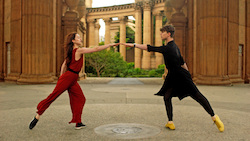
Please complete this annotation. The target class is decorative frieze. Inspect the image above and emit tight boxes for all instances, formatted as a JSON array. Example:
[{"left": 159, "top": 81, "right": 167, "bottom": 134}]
[{"left": 87, "top": 3, "right": 135, "bottom": 13}]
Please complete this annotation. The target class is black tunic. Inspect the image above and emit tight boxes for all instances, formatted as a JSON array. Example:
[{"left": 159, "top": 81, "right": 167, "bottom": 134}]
[{"left": 147, "top": 40, "right": 199, "bottom": 100}]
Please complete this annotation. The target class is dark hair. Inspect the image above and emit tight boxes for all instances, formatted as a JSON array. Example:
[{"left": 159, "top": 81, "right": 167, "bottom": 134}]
[
  {"left": 64, "top": 32, "right": 77, "bottom": 69},
  {"left": 160, "top": 25, "right": 175, "bottom": 37}
]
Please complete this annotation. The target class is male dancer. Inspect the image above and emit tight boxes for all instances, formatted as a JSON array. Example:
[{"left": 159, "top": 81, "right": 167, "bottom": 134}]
[{"left": 121, "top": 25, "right": 224, "bottom": 132}]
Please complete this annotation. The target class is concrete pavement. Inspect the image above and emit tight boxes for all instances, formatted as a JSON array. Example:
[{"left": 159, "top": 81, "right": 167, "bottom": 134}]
[{"left": 0, "top": 78, "right": 250, "bottom": 141}]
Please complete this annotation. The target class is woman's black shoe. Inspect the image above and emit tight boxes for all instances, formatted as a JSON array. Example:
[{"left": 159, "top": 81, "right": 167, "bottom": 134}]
[
  {"left": 75, "top": 122, "right": 86, "bottom": 130},
  {"left": 29, "top": 117, "right": 38, "bottom": 130}
]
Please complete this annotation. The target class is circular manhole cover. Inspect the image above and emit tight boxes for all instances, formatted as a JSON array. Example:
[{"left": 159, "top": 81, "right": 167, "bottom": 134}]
[{"left": 94, "top": 123, "right": 161, "bottom": 139}]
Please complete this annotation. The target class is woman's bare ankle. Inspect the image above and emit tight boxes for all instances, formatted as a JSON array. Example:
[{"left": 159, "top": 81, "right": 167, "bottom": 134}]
[{"left": 35, "top": 114, "right": 40, "bottom": 120}]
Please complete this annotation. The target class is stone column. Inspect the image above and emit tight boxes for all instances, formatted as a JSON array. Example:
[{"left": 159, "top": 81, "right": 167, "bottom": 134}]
[
  {"left": 0, "top": 0, "right": 3, "bottom": 80},
  {"left": 169, "top": 0, "right": 187, "bottom": 61},
  {"left": 4, "top": 0, "right": 22, "bottom": 82},
  {"left": 246, "top": 0, "right": 250, "bottom": 83},
  {"left": 134, "top": 2, "right": 142, "bottom": 68},
  {"left": 94, "top": 20, "right": 100, "bottom": 46},
  {"left": 87, "top": 19, "right": 96, "bottom": 47},
  {"left": 195, "top": 0, "right": 231, "bottom": 85},
  {"left": 18, "top": 0, "right": 55, "bottom": 84},
  {"left": 155, "top": 12, "right": 163, "bottom": 68},
  {"left": 142, "top": 1, "right": 152, "bottom": 69},
  {"left": 62, "top": 0, "right": 80, "bottom": 58},
  {"left": 119, "top": 16, "right": 127, "bottom": 60},
  {"left": 104, "top": 18, "right": 111, "bottom": 45}
]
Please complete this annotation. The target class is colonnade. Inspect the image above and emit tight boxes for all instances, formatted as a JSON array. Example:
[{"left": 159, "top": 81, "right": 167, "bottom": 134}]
[{"left": 86, "top": 2, "right": 164, "bottom": 69}]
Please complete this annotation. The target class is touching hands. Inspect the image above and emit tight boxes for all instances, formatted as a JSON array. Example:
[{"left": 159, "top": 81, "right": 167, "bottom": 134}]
[
  {"left": 108, "top": 43, "right": 120, "bottom": 47},
  {"left": 120, "top": 43, "right": 134, "bottom": 47}
]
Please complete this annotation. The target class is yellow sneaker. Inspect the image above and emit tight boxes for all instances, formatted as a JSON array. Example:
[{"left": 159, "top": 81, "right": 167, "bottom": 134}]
[
  {"left": 165, "top": 122, "right": 175, "bottom": 130},
  {"left": 213, "top": 115, "right": 224, "bottom": 132}
]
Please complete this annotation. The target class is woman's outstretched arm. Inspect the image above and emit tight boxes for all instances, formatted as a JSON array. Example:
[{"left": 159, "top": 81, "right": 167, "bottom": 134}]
[{"left": 77, "top": 43, "right": 120, "bottom": 54}]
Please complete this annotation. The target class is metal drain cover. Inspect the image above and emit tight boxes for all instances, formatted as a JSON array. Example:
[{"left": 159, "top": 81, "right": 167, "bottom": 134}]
[{"left": 94, "top": 123, "right": 161, "bottom": 139}]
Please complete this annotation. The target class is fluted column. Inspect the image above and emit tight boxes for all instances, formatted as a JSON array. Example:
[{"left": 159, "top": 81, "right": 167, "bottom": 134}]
[
  {"left": 87, "top": 19, "right": 96, "bottom": 47},
  {"left": 18, "top": 0, "right": 55, "bottom": 83},
  {"left": 142, "top": 1, "right": 152, "bottom": 69},
  {"left": 119, "top": 16, "right": 127, "bottom": 60},
  {"left": 0, "top": 0, "right": 3, "bottom": 80},
  {"left": 134, "top": 2, "right": 142, "bottom": 68},
  {"left": 104, "top": 18, "right": 111, "bottom": 45},
  {"left": 155, "top": 12, "right": 163, "bottom": 68},
  {"left": 246, "top": 0, "right": 250, "bottom": 83},
  {"left": 195, "top": 0, "right": 231, "bottom": 85},
  {"left": 94, "top": 21, "right": 100, "bottom": 46}
]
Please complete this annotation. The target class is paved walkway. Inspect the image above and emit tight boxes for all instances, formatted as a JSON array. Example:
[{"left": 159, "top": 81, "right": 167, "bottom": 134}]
[{"left": 0, "top": 78, "right": 250, "bottom": 141}]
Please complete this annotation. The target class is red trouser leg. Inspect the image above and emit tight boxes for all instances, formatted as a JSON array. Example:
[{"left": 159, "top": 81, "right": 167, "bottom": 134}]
[
  {"left": 68, "top": 82, "right": 86, "bottom": 124},
  {"left": 36, "top": 72, "right": 77, "bottom": 115}
]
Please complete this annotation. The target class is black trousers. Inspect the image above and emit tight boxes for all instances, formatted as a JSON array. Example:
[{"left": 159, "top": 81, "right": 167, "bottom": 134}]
[{"left": 163, "top": 89, "right": 215, "bottom": 121}]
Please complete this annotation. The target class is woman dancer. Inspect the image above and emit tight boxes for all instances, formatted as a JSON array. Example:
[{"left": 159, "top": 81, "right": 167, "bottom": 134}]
[
  {"left": 29, "top": 32, "right": 119, "bottom": 130},
  {"left": 121, "top": 25, "right": 224, "bottom": 132}
]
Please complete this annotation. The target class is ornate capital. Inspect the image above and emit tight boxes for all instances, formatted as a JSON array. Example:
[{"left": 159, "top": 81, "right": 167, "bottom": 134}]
[
  {"left": 143, "top": 1, "right": 154, "bottom": 11},
  {"left": 87, "top": 19, "right": 96, "bottom": 24},
  {"left": 94, "top": 22, "right": 100, "bottom": 29},
  {"left": 118, "top": 16, "right": 128, "bottom": 23},
  {"left": 103, "top": 18, "right": 112, "bottom": 24},
  {"left": 155, "top": 12, "right": 163, "bottom": 20},
  {"left": 134, "top": 2, "right": 142, "bottom": 11}
]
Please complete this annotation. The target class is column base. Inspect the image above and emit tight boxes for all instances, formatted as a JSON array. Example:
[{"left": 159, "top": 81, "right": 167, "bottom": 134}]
[
  {"left": 229, "top": 75, "right": 245, "bottom": 84},
  {"left": 194, "top": 75, "right": 232, "bottom": 85},
  {"left": 0, "top": 73, "right": 4, "bottom": 81},
  {"left": 17, "top": 74, "right": 54, "bottom": 84},
  {"left": 4, "top": 73, "right": 20, "bottom": 82}
]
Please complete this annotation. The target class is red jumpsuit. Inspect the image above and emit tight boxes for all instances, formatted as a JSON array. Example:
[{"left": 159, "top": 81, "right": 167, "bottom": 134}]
[{"left": 36, "top": 48, "right": 86, "bottom": 124}]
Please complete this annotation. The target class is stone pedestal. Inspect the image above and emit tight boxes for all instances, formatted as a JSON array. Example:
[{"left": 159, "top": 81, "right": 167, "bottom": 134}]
[{"left": 134, "top": 3, "right": 142, "bottom": 68}]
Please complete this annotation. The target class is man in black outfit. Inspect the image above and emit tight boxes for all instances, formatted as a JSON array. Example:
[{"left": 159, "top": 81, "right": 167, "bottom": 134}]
[{"left": 121, "top": 25, "right": 224, "bottom": 132}]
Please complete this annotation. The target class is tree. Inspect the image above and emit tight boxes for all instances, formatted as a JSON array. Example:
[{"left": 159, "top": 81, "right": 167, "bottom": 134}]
[{"left": 85, "top": 49, "right": 127, "bottom": 77}]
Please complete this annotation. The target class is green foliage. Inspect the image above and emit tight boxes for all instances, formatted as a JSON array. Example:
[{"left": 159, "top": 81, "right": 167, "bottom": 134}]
[
  {"left": 85, "top": 50, "right": 165, "bottom": 77},
  {"left": 85, "top": 49, "right": 127, "bottom": 77},
  {"left": 99, "top": 41, "right": 104, "bottom": 45}
]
